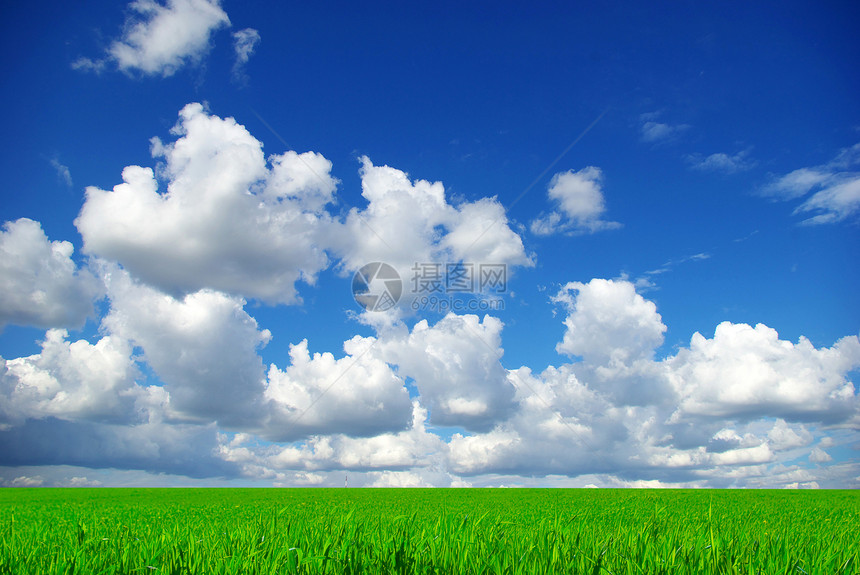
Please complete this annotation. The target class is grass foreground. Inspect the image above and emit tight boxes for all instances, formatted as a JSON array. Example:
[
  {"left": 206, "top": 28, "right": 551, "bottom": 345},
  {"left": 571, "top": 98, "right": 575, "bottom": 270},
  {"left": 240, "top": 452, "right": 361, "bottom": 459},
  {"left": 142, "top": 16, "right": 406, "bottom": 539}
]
[{"left": 1, "top": 488, "right": 857, "bottom": 574}]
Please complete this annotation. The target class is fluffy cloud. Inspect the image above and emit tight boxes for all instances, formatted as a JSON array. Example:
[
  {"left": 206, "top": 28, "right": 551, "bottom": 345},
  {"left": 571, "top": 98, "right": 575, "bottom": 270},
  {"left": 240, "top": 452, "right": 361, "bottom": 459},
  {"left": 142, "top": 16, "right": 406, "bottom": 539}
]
[
  {"left": 220, "top": 401, "right": 445, "bottom": 476},
  {"left": 5, "top": 96, "right": 859, "bottom": 487},
  {"left": 553, "top": 279, "right": 666, "bottom": 366},
  {"left": 448, "top": 363, "right": 626, "bottom": 477},
  {"left": 766, "top": 419, "right": 813, "bottom": 451},
  {"left": 530, "top": 168, "right": 621, "bottom": 235},
  {"left": 102, "top": 268, "right": 271, "bottom": 428},
  {"left": 808, "top": 447, "right": 832, "bottom": 463},
  {"left": 0, "top": 219, "right": 102, "bottom": 330},
  {"left": 0, "top": 329, "right": 140, "bottom": 427},
  {"left": 443, "top": 280, "right": 859, "bottom": 484},
  {"left": 665, "top": 322, "right": 860, "bottom": 423},
  {"left": 76, "top": 103, "right": 337, "bottom": 304},
  {"left": 377, "top": 314, "right": 516, "bottom": 431},
  {"left": 4, "top": 242, "right": 856, "bottom": 488},
  {"left": 762, "top": 143, "right": 860, "bottom": 224},
  {"left": 75, "top": 0, "right": 231, "bottom": 76},
  {"left": 263, "top": 336, "right": 412, "bottom": 441},
  {"left": 331, "top": 157, "right": 530, "bottom": 281},
  {"left": 76, "top": 105, "right": 531, "bottom": 312}
]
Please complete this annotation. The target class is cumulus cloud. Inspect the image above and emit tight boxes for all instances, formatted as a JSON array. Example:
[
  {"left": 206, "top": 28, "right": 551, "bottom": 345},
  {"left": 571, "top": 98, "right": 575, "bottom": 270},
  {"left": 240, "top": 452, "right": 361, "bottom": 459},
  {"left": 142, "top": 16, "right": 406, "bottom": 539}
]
[
  {"left": 665, "top": 322, "right": 860, "bottom": 423},
  {"left": 77, "top": 103, "right": 337, "bottom": 304},
  {"left": 761, "top": 143, "right": 860, "bottom": 224},
  {"left": 808, "top": 447, "right": 832, "bottom": 463},
  {"left": 102, "top": 267, "right": 271, "bottom": 428},
  {"left": 75, "top": 0, "right": 231, "bottom": 77},
  {"left": 0, "top": 329, "right": 141, "bottom": 428},
  {"left": 553, "top": 279, "right": 666, "bottom": 366},
  {"left": 0, "top": 219, "right": 102, "bottom": 330},
  {"left": 766, "top": 419, "right": 813, "bottom": 451},
  {"left": 331, "top": 157, "right": 531, "bottom": 281},
  {"left": 76, "top": 104, "right": 531, "bottom": 312},
  {"left": 193, "top": 278, "right": 859, "bottom": 486},
  {"left": 530, "top": 167, "right": 621, "bottom": 236},
  {"left": 9, "top": 475, "right": 44, "bottom": 487},
  {"left": 5, "top": 97, "right": 859, "bottom": 487},
  {"left": 377, "top": 314, "right": 516, "bottom": 431},
  {"left": 68, "top": 476, "right": 104, "bottom": 487},
  {"left": 3, "top": 272, "right": 857, "bottom": 487},
  {"left": 439, "top": 279, "right": 859, "bottom": 484},
  {"left": 263, "top": 336, "right": 412, "bottom": 441},
  {"left": 219, "top": 401, "right": 446, "bottom": 477}
]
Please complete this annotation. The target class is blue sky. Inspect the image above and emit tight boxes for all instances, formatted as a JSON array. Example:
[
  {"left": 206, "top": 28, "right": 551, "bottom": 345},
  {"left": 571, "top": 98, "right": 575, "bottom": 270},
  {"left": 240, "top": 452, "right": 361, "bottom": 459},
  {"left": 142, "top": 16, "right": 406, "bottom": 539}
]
[{"left": 0, "top": 0, "right": 858, "bottom": 488}]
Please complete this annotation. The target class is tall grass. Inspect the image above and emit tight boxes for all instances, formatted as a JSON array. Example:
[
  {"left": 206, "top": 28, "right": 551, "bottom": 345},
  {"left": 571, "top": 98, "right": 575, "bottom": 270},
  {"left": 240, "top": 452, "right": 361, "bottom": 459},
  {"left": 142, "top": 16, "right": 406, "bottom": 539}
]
[{"left": 1, "top": 488, "right": 857, "bottom": 574}]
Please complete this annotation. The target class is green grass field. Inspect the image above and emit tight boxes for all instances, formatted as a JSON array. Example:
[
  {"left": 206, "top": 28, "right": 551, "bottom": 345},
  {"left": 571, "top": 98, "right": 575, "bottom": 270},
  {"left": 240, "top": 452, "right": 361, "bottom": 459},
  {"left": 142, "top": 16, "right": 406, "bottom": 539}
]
[{"left": 1, "top": 488, "right": 857, "bottom": 574}]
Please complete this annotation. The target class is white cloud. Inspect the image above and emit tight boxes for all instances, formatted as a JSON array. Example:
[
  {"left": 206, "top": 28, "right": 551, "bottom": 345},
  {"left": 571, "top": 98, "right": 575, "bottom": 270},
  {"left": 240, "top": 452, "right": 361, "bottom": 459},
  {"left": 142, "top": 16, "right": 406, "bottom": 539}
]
[
  {"left": 639, "top": 119, "right": 690, "bottom": 143},
  {"left": 783, "top": 481, "right": 820, "bottom": 489},
  {"left": 762, "top": 143, "right": 860, "bottom": 224},
  {"left": 766, "top": 419, "right": 813, "bottom": 451},
  {"left": 76, "top": 103, "right": 337, "bottom": 305},
  {"left": 221, "top": 401, "right": 446, "bottom": 474},
  {"left": 0, "top": 219, "right": 102, "bottom": 330},
  {"left": 442, "top": 280, "right": 859, "bottom": 483},
  {"left": 76, "top": 105, "right": 530, "bottom": 312},
  {"left": 553, "top": 279, "right": 666, "bottom": 366},
  {"left": 687, "top": 150, "right": 755, "bottom": 173},
  {"left": 2, "top": 245, "right": 854, "bottom": 488},
  {"left": 263, "top": 336, "right": 412, "bottom": 440},
  {"left": 0, "top": 329, "right": 141, "bottom": 427},
  {"left": 761, "top": 168, "right": 830, "bottom": 200},
  {"left": 106, "top": 0, "right": 230, "bottom": 76},
  {"left": 666, "top": 322, "right": 860, "bottom": 423},
  {"left": 232, "top": 28, "right": 260, "bottom": 80},
  {"left": 530, "top": 167, "right": 621, "bottom": 235},
  {"left": 9, "top": 475, "right": 43, "bottom": 487},
  {"left": 368, "top": 470, "right": 430, "bottom": 487},
  {"left": 331, "top": 157, "right": 531, "bottom": 281},
  {"left": 794, "top": 175, "right": 860, "bottom": 225},
  {"left": 377, "top": 314, "right": 516, "bottom": 431},
  {"left": 102, "top": 268, "right": 271, "bottom": 428},
  {"left": 68, "top": 476, "right": 103, "bottom": 487},
  {"left": 50, "top": 159, "right": 73, "bottom": 187},
  {"left": 809, "top": 447, "right": 832, "bottom": 463}
]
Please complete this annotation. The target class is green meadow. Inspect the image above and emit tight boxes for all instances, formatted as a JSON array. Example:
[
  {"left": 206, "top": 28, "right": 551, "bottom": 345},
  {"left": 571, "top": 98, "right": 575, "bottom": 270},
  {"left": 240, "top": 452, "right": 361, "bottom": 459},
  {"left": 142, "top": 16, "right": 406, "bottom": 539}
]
[{"left": 1, "top": 488, "right": 857, "bottom": 574}]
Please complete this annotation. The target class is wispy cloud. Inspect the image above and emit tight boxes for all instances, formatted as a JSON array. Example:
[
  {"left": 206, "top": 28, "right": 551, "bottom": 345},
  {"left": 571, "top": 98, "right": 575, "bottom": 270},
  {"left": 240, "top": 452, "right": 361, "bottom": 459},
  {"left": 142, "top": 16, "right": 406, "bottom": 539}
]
[
  {"left": 761, "top": 143, "right": 860, "bottom": 225},
  {"left": 687, "top": 149, "right": 756, "bottom": 174},
  {"left": 626, "top": 252, "right": 711, "bottom": 292},
  {"left": 49, "top": 158, "right": 73, "bottom": 187},
  {"left": 639, "top": 112, "right": 690, "bottom": 143},
  {"left": 232, "top": 28, "right": 260, "bottom": 83}
]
